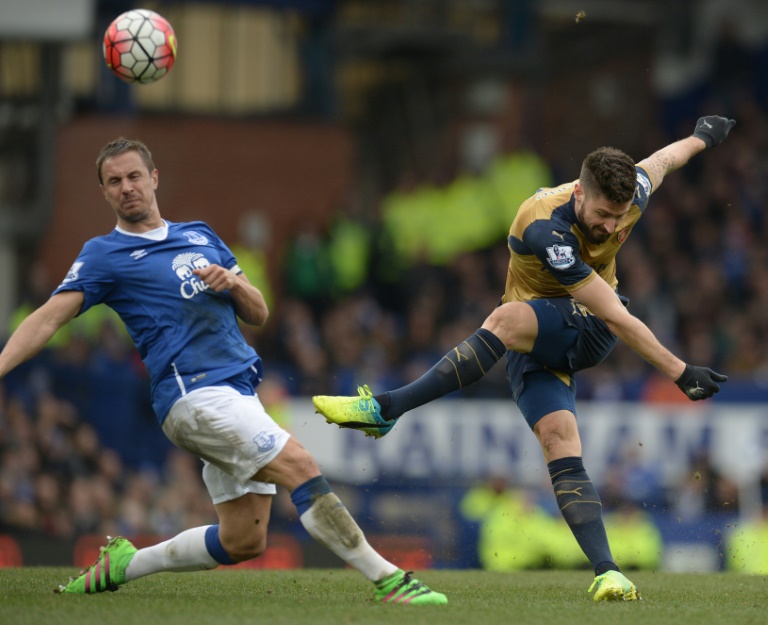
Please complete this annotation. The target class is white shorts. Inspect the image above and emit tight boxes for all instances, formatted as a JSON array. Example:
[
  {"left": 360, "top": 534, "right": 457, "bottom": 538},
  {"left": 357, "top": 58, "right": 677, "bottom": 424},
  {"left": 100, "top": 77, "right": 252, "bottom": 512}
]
[{"left": 162, "top": 385, "right": 290, "bottom": 504}]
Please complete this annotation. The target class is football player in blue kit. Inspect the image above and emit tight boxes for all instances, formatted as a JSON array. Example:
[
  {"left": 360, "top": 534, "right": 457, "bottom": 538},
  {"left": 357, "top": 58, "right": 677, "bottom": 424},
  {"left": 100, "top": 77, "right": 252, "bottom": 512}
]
[
  {"left": 0, "top": 138, "right": 446, "bottom": 605},
  {"left": 314, "top": 116, "right": 736, "bottom": 601}
]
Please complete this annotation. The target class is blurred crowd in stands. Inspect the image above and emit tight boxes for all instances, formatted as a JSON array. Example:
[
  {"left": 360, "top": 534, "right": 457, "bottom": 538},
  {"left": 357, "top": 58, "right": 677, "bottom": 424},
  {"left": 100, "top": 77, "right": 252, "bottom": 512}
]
[{"left": 3, "top": 37, "right": 768, "bottom": 571}]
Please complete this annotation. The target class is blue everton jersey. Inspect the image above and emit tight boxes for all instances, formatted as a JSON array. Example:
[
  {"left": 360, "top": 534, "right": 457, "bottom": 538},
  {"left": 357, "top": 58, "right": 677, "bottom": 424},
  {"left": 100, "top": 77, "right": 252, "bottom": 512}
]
[{"left": 53, "top": 220, "right": 261, "bottom": 423}]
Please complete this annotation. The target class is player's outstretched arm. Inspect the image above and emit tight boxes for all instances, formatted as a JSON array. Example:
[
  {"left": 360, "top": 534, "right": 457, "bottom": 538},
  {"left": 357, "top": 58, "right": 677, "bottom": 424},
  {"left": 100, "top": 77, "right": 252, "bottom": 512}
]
[
  {"left": 572, "top": 275, "right": 726, "bottom": 401},
  {"left": 636, "top": 115, "right": 736, "bottom": 191},
  {"left": 0, "top": 290, "right": 84, "bottom": 378}
]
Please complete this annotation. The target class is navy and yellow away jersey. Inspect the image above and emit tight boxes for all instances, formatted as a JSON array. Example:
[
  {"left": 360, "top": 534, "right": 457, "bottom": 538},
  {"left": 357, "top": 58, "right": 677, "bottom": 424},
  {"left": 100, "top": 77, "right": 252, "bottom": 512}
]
[{"left": 503, "top": 166, "right": 656, "bottom": 304}]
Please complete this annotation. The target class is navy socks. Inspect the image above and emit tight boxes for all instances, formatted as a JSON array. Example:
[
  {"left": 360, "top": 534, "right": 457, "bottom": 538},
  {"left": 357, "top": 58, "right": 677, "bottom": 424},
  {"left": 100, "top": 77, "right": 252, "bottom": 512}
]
[
  {"left": 377, "top": 328, "right": 506, "bottom": 419},
  {"left": 548, "top": 456, "right": 618, "bottom": 575}
]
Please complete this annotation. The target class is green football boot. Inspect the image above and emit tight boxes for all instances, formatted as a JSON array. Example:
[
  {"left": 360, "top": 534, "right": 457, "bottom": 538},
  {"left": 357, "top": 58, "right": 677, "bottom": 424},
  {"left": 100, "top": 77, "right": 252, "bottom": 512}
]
[
  {"left": 374, "top": 569, "right": 447, "bottom": 605},
  {"left": 588, "top": 570, "right": 640, "bottom": 602},
  {"left": 56, "top": 536, "right": 137, "bottom": 594},
  {"left": 313, "top": 384, "right": 395, "bottom": 438}
]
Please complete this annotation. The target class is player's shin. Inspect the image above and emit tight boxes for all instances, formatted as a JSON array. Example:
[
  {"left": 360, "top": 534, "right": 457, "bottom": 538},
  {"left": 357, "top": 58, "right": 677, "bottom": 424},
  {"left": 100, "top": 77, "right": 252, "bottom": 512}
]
[
  {"left": 291, "top": 476, "right": 397, "bottom": 581},
  {"left": 548, "top": 456, "right": 618, "bottom": 575}
]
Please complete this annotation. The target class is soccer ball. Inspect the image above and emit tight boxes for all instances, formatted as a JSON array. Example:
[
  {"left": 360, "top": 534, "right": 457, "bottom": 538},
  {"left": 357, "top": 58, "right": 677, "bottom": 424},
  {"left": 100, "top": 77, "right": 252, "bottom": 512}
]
[{"left": 103, "top": 9, "right": 177, "bottom": 84}]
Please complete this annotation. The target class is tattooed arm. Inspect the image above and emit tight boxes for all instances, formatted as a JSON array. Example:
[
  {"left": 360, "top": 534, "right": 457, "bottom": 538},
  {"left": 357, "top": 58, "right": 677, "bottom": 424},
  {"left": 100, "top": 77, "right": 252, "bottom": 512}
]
[
  {"left": 635, "top": 136, "right": 707, "bottom": 191},
  {"left": 636, "top": 115, "right": 735, "bottom": 191}
]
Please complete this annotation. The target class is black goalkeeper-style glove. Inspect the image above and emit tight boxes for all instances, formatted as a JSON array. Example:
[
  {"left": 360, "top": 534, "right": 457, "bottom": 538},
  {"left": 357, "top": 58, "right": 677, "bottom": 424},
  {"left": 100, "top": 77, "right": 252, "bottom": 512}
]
[
  {"left": 693, "top": 115, "right": 736, "bottom": 148},
  {"left": 675, "top": 364, "right": 728, "bottom": 401}
]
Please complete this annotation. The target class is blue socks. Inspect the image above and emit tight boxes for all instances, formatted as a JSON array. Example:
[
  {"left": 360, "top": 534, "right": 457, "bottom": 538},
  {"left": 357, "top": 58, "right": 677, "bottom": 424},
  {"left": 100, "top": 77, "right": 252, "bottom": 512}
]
[
  {"left": 203, "top": 478, "right": 334, "bottom": 567},
  {"left": 291, "top": 475, "right": 332, "bottom": 516},
  {"left": 548, "top": 456, "right": 618, "bottom": 575},
  {"left": 204, "top": 525, "right": 235, "bottom": 565},
  {"left": 378, "top": 328, "right": 506, "bottom": 419}
]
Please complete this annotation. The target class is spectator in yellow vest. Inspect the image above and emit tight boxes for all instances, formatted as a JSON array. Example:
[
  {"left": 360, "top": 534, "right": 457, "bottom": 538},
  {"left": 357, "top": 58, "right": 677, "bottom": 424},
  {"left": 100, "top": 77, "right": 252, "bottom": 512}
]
[{"left": 460, "top": 476, "right": 555, "bottom": 571}]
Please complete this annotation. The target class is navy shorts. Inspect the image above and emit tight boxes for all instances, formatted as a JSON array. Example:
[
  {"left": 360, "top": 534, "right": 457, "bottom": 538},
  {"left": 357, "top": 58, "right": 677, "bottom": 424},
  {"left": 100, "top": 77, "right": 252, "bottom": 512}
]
[{"left": 506, "top": 298, "right": 618, "bottom": 429}]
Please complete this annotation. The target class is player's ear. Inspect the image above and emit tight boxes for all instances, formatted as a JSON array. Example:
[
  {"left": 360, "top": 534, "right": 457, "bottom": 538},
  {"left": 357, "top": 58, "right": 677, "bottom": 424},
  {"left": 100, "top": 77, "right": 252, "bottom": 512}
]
[
  {"left": 573, "top": 181, "right": 584, "bottom": 202},
  {"left": 151, "top": 168, "right": 159, "bottom": 189}
]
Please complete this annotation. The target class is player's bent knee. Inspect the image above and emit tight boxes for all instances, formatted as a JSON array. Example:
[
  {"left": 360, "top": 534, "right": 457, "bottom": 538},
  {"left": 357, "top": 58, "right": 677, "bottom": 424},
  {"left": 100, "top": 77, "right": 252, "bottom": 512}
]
[
  {"left": 292, "top": 451, "right": 320, "bottom": 483},
  {"left": 221, "top": 531, "right": 269, "bottom": 562},
  {"left": 483, "top": 303, "right": 536, "bottom": 350},
  {"left": 255, "top": 437, "right": 321, "bottom": 490},
  {"left": 538, "top": 432, "right": 569, "bottom": 459},
  {"left": 534, "top": 414, "right": 581, "bottom": 460}
]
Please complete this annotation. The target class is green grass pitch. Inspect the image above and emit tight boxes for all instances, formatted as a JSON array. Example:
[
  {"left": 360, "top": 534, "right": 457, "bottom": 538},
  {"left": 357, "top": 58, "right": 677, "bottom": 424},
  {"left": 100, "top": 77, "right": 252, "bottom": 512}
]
[{"left": 1, "top": 568, "right": 766, "bottom": 625}]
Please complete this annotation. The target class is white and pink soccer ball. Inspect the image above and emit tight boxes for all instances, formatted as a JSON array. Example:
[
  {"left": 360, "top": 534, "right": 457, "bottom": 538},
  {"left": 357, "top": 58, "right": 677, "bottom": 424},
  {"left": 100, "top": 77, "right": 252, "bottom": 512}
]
[{"left": 103, "top": 9, "right": 177, "bottom": 84}]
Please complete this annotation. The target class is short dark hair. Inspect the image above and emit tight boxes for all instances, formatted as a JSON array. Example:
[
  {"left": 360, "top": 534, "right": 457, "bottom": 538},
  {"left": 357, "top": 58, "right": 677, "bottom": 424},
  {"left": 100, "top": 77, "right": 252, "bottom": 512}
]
[
  {"left": 579, "top": 147, "right": 636, "bottom": 204},
  {"left": 96, "top": 137, "right": 155, "bottom": 185}
]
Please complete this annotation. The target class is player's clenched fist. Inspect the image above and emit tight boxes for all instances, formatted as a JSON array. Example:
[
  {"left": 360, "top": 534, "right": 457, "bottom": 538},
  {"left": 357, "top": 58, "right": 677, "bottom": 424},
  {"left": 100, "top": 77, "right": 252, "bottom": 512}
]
[
  {"left": 675, "top": 364, "right": 728, "bottom": 400},
  {"left": 693, "top": 116, "right": 736, "bottom": 148},
  {"left": 193, "top": 264, "right": 238, "bottom": 292}
]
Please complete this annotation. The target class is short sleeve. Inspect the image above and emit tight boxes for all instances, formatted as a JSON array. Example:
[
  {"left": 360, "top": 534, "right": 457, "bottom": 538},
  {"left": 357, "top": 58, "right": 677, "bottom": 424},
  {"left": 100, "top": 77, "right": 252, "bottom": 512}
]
[
  {"left": 522, "top": 220, "right": 594, "bottom": 287},
  {"left": 52, "top": 240, "right": 115, "bottom": 316},
  {"left": 198, "top": 222, "right": 238, "bottom": 270},
  {"left": 634, "top": 166, "right": 654, "bottom": 212}
]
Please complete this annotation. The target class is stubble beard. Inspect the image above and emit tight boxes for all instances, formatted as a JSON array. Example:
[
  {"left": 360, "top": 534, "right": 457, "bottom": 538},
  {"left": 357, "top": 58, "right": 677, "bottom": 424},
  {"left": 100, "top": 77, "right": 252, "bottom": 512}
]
[
  {"left": 116, "top": 200, "right": 152, "bottom": 224},
  {"left": 582, "top": 226, "right": 610, "bottom": 245},
  {"left": 576, "top": 205, "right": 610, "bottom": 245},
  {"left": 120, "top": 210, "right": 149, "bottom": 223}
]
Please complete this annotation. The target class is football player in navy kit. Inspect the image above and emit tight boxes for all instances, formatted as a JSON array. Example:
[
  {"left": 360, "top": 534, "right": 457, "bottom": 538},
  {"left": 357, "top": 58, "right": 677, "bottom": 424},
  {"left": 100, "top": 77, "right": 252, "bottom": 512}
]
[
  {"left": 0, "top": 138, "right": 446, "bottom": 605},
  {"left": 313, "top": 116, "right": 736, "bottom": 601}
]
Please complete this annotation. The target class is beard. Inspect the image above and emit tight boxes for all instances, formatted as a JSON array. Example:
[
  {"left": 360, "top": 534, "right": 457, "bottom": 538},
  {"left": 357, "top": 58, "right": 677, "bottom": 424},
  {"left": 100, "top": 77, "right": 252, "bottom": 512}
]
[
  {"left": 119, "top": 209, "right": 150, "bottom": 223},
  {"left": 116, "top": 199, "right": 152, "bottom": 223},
  {"left": 580, "top": 224, "right": 611, "bottom": 244},
  {"left": 575, "top": 204, "right": 611, "bottom": 244}
]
